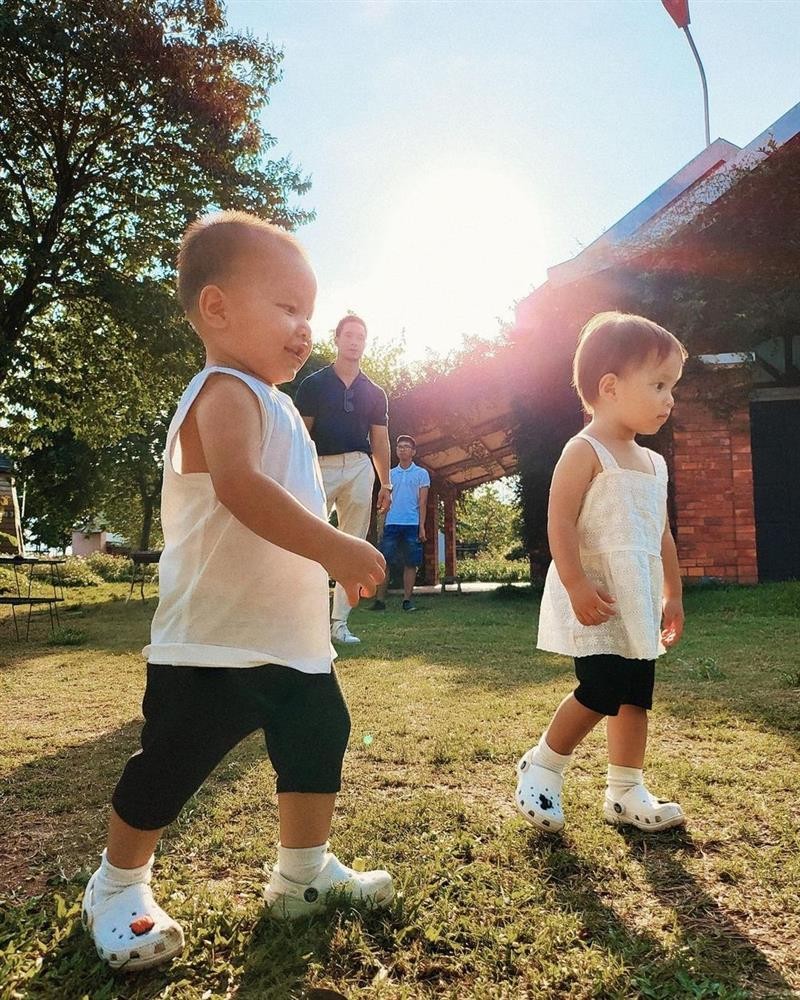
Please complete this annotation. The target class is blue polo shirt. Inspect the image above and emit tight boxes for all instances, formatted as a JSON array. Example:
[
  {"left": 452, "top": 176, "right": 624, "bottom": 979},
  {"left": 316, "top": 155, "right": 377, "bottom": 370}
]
[
  {"left": 385, "top": 462, "right": 430, "bottom": 526},
  {"left": 295, "top": 365, "right": 388, "bottom": 456}
]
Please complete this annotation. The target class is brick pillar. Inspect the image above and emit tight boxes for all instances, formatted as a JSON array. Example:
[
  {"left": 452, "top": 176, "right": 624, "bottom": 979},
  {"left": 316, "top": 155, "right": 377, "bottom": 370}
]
[
  {"left": 443, "top": 492, "right": 457, "bottom": 577},
  {"left": 671, "top": 378, "right": 758, "bottom": 584},
  {"left": 423, "top": 485, "right": 440, "bottom": 586}
]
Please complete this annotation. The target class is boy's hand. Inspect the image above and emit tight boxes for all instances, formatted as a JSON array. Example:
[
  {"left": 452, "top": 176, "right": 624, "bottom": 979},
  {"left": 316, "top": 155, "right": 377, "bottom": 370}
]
[
  {"left": 324, "top": 534, "right": 386, "bottom": 607},
  {"left": 418, "top": 525, "right": 427, "bottom": 543},
  {"left": 661, "top": 597, "right": 684, "bottom": 647},
  {"left": 566, "top": 576, "right": 616, "bottom": 626}
]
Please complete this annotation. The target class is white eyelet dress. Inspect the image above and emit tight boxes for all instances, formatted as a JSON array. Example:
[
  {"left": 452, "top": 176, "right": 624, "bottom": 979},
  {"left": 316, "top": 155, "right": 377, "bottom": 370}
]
[{"left": 537, "top": 433, "right": 669, "bottom": 662}]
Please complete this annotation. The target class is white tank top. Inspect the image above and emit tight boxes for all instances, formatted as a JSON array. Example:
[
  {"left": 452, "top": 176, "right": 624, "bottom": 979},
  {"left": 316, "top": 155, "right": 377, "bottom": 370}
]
[
  {"left": 144, "top": 367, "right": 336, "bottom": 673},
  {"left": 537, "top": 433, "right": 668, "bottom": 661}
]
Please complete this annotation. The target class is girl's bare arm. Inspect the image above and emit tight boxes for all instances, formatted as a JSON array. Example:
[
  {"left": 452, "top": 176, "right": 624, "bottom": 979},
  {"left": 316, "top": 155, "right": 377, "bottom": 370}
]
[{"left": 548, "top": 439, "right": 616, "bottom": 625}]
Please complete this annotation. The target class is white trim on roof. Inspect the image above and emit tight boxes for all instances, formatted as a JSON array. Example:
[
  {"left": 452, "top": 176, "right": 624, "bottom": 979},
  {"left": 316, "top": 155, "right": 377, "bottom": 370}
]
[
  {"left": 545, "top": 101, "right": 800, "bottom": 290},
  {"left": 697, "top": 353, "right": 755, "bottom": 366}
]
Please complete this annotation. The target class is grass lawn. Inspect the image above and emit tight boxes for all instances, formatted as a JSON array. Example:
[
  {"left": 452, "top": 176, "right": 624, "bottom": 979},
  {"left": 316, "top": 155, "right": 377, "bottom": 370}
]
[{"left": 1, "top": 582, "right": 799, "bottom": 999}]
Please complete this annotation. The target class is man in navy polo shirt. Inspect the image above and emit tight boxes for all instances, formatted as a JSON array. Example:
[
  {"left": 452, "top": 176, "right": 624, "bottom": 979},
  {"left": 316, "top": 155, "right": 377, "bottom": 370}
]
[{"left": 295, "top": 314, "right": 392, "bottom": 644}]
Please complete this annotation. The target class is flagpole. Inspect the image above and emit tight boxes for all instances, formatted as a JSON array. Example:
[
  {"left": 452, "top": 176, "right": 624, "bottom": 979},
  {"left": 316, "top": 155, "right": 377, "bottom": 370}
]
[
  {"left": 682, "top": 25, "right": 710, "bottom": 148},
  {"left": 661, "top": 1, "right": 711, "bottom": 149}
]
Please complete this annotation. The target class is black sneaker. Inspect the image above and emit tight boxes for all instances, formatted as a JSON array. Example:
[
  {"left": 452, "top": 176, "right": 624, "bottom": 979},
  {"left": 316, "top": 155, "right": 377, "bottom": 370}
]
[
  {"left": 370, "top": 600, "right": 386, "bottom": 611},
  {"left": 402, "top": 600, "right": 416, "bottom": 612}
]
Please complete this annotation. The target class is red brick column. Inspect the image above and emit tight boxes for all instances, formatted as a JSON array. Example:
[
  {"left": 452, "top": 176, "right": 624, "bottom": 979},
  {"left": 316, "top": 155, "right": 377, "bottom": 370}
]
[
  {"left": 671, "top": 384, "right": 758, "bottom": 584},
  {"left": 423, "top": 485, "right": 440, "bottom": 586}
]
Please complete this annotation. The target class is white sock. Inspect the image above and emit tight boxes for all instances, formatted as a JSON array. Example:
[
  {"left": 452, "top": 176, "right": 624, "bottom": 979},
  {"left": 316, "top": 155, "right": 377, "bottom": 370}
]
[
  {"left": 95, "top": 849, "right": 153, "bottom": 900},
  {"left": 277, "top": 842, "right": 328, "bottom": 885},
  {"left": 532, "top": 734, "right": 572, "bottom": 775},
  {"left": 607, "top": 764, "right": 644, "bottom": 798}
]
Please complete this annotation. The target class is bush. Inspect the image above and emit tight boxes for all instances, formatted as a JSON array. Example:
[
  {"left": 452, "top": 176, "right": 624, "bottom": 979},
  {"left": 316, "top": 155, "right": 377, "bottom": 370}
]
[
  {"left": 448, "top": 553, "right": 530, "bottom": 583},
  {"left": 84, "top": 552, "right": 136, "bottom": 582},
  {"left": 57, "top": 557, "right": 104, "bottom": 587},
  {"left": 0, "top": 559, "right": 104, "bottom": 591},
  {"left": 0, "top": 565, "right": 17, "bottom": 593}
]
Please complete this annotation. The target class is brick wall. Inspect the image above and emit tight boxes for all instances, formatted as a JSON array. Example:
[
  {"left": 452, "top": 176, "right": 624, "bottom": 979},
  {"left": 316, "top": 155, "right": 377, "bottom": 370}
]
[{"left": 671, "top": 379, "right": 758, "bottom": 584}]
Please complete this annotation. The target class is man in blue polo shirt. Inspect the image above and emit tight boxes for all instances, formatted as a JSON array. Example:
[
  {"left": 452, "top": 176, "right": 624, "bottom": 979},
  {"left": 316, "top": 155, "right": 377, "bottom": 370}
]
[
  {"left": 295, "top": 314, "right": 391, "bottom": 644},
  {"left": 371, "top": 435, "right": 430, "bottom": 613}
]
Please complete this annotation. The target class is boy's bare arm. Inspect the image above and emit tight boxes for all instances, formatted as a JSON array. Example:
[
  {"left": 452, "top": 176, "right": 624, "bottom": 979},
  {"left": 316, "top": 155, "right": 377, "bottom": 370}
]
[
  {"left": 548, "top": 440, "right": 616, "bottom": 625},
  {"left": 417, "top": 485, "right": 429, "bottom": 541},
  {"left": 190, "top": 376, "right": 384, "bottom": 601}
]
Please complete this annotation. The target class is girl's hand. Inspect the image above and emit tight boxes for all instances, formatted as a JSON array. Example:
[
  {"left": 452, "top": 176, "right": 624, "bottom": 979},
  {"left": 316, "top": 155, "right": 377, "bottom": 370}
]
[
  {"left": 567, "top": 577, "right": 616, "bottom": 626},
  {"left": 661, "top": 597, "right": 685, "bottom": 647}
]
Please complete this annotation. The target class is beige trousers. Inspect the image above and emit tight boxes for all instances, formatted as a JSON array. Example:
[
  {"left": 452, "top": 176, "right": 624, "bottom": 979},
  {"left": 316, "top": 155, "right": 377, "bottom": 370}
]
[{"left": 318, "top": 451, "right": 375, "bottom": 623}]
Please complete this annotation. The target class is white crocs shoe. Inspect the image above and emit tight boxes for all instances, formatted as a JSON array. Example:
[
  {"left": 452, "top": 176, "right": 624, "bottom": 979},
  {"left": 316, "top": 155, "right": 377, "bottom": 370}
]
[
  {"left": 515, "top": 748, "right": 565, "bottom": 833},
  {"left": 82, "top": 868, "right": 184, "bottom": 970},
  {"left": 603, "top": 784, "right": 685, "bottom": 832},
  {"left": 331, "top": 622, "right": 361, "bottom": 644},
  {"left": 264, "top": 851, "right": 394, "bottom": 918}
]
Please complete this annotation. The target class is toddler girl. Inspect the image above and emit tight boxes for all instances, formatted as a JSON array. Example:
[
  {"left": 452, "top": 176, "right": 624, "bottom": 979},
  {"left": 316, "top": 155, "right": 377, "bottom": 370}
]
[{"left": 516, "top": 311, "right": 687, "bottom": 833}]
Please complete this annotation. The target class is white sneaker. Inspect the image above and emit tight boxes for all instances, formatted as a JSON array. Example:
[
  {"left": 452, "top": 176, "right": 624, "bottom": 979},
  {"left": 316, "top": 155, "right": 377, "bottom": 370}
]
[
  {"left": 331, "top": 621, "right": 361, "bottom": 644},
  {"left": 82, "top": 869, "right": 184, "bottom": 970},
  {"left": 265, "top": 851, "right": 394, "bottom": 918},
  {"left": 603, "top": 784, "right": 685, "bottom": 832}
]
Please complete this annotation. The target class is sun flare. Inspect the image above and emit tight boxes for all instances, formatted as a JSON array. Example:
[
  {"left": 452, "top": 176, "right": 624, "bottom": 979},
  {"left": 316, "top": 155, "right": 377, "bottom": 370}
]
[{"left": 314, "top": 159, "right": 545, "bottom": 361}]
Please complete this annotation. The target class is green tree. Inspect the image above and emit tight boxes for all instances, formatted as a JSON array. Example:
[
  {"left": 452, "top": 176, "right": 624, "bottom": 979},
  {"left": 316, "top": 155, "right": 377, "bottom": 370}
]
[
  {"left": 93, "top": 418, "right": 169, "bottom": 550},
  {"left": 0, "top": 0, "right": 311, "bottom": 438},
  {"left": 456, "top": 482, "right": 521, "bottom": 554},
  {"left": 17, "top": 429, "right": 107, "bottom": 549}
]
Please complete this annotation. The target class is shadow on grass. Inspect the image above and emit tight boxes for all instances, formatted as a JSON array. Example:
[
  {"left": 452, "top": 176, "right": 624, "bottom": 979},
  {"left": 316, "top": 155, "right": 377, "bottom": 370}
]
[
  {"left": 0, "top": 720, "right": 270, "bottom": 898},
  {"left": 13, "top": 893, "right": 345, "bottom": 1000},
  {"left": 524, "top": 828, "right": 792, "bottom": 999}
]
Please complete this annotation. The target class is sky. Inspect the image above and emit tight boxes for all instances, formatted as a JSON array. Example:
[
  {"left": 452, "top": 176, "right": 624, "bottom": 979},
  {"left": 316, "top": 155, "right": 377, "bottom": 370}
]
[{"left": 226, "top": 0, "right": 800, "bottom": 361}]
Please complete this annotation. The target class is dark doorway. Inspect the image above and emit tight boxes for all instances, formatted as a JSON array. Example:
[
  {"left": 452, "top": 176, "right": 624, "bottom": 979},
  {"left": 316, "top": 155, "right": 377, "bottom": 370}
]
[{"left": 750, "top": 399, "right": 800, "bottom": 581}]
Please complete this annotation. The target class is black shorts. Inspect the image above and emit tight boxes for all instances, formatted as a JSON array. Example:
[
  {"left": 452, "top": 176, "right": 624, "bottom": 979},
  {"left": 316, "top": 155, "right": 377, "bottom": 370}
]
[
  {"left": 573, "top": 654, "right": 655, "bottom": 716},
  {"left": 112, "top": 663, "right": 351, "bottom": 831}
]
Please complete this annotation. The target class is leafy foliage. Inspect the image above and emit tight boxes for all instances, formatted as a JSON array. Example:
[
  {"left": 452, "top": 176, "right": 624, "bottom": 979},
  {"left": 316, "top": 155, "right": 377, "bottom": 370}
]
[
  {"left": 0, "top": 0, "right": 311, "bottom": 407},
  {"left": 455, "top": 483, "right": 521, "bottom": 554},
  {"left": 1, "top": 0, "right": 314, "bottom": 547}
]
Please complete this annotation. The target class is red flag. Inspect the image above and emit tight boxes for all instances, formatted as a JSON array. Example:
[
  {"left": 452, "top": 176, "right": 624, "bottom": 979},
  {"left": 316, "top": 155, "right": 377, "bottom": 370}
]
[{"left": 661, "top": 0, "right": 690, "bottom": 29}]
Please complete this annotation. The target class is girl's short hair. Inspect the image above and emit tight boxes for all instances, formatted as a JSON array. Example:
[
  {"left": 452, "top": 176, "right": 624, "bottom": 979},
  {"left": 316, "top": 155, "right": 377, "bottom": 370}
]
[
  {"left": 335, "top": 314, "right": 367, "bottom": 338},
  {"left": 573, "top": 311, "right": 687, "bottom": 410},
  {"left": 177, "top": 210, "right": 303, "bottom": 315}
]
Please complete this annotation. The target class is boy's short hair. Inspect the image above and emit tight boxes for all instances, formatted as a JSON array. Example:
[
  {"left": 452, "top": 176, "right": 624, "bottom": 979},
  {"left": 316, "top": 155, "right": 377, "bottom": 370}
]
[
  {"left": 573, "top": 311, "right": 687, "bottom": 410},
  {"left": 396, "top": 435, "right": 416, "bottom": 448},
  {"left": 176, "top": 210, "right": 304, "bottom": 315},
  {"left": 335, "top": 314, "right": 367, "bottom": 338}
]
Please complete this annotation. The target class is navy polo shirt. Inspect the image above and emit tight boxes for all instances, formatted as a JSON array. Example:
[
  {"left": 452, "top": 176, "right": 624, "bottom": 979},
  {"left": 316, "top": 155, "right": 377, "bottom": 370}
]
[{"left": 295, "top": 365, "right": 388, "bottom": 456}]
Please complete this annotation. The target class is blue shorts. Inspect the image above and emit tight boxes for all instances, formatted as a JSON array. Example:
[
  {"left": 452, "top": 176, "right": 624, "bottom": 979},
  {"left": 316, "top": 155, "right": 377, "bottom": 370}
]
[{"left": 380, "top": 523, "right": 423, "bottom": 568}]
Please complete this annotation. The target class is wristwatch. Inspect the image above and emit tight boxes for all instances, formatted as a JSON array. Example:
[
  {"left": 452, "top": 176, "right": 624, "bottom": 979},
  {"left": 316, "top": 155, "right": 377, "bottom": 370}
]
[{"left": 381, "top": 483, "right": 393, "bottom": 491}]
